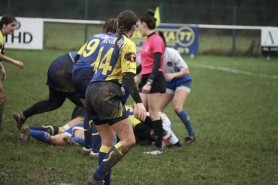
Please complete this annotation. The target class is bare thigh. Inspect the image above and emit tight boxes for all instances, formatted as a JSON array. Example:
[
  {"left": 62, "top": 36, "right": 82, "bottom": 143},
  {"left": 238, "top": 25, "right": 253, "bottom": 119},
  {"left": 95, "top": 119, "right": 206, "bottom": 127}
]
[{"left": 173, "top": 90, "right": 189, "bottom": 113}]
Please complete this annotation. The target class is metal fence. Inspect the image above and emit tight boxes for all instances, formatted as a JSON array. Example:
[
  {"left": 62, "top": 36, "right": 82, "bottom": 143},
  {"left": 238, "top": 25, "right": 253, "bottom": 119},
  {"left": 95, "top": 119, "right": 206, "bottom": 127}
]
[
  {"left": 1, "top": 0, "right": 277, "bottom": 26},
  {"left": 1, "top": 0, "right": 276, "bottom": 56}
]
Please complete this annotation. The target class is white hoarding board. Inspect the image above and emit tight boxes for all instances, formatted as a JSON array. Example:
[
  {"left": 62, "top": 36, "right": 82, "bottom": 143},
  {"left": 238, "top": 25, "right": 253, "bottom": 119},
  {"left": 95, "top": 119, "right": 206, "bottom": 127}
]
[
  {"left": 4, "top": 17, "right": 43, "bottom": 50},
  {"left": 261, "top": 28, "right": 278, "bottom": 57}
]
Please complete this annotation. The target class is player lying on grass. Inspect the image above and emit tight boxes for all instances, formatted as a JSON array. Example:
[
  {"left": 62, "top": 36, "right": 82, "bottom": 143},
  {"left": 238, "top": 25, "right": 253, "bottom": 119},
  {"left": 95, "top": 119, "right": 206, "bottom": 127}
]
[
  {"left": 126, "top": 105, "right": 181, "bottom": 148},
  {"left": 19, "top": 110, "right": 87, "bottom": 146}
]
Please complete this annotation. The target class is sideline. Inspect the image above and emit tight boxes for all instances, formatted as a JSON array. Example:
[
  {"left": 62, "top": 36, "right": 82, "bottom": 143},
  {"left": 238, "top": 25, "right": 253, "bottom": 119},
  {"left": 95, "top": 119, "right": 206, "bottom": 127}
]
[{"left": 189, "top": 63, "right": 278, "bottom": 79}]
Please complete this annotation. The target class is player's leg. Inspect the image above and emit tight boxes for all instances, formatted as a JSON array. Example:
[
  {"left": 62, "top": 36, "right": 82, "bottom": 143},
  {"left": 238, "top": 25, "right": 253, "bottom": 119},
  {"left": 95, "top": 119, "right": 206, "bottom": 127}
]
[
  {"left": 70, "top": 105, "right": 85, "bottom": 120},
  {"left": 173, "top": 86, "right": 196, "bottom": 145},
  {"left": 63, "top": 129, "right": 84, "bottom": 146},
  {"left": 50, "top": 133, "right": 72, "bottom": 146},
  {"left": 92, "top": 118, "right": 135, "bottom": 184},
  {"left": 13, "top": 87, "right": 66, "bottom": 130},
  {"left": 81, "top": 114, "right": 93, "bottom": 155},
  {"left": 30, "top": 125, "right": 61, "bottom": 135},
  {"left": 92, "top": 123, "right": 114, "bottom": 185},
  {"left": 65, "top": 91, "right": 84, "bottom": 119},
  {"left": 160, "top": 91, "right": 174, "bottom": 112},
  {"left": 90, "top": 123, "right": 101, "bottom": 158},
  {"left": 144, "top": 93, "right": 164, "bottom": 154},
  {"left": 19, "top": 124, "right": 52, "bottom": 144},
  {"left": 0, "top": 83, "right": 6, "bottom": 132},
  {"left": 161, "top": 116, "right": 181, "bottom": 147}
]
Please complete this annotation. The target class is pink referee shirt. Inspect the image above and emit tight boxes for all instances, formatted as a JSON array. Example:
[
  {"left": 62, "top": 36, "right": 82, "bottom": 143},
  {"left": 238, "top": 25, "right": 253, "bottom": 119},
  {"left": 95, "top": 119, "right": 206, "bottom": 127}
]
[{"left": 140, "top": 33, "right": 165, "bottom": 75}]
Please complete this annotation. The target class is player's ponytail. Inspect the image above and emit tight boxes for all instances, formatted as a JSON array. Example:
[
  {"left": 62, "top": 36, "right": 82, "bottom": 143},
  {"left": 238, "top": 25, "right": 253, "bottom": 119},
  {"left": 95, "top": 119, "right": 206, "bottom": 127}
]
[
  {"left": 158, "top": 31, "right": 167, "bottom": 47},
  {"left": 115, "top": 10, "right": 137, "bottom": 46},
  {"left": 139, "top": 9, "right": 157, "bottom": 30}
]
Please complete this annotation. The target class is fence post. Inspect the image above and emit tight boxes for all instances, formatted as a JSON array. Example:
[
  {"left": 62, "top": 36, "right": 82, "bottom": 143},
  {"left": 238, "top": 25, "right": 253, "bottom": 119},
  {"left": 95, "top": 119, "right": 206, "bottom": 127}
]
[
  {"left": 232, "top": 5, "right": 237, "bottom": 57},
  {"left": 7, "top": 0, "right": 11, "bottom": 13},
  {"left": 84, "top": 0, "right": 89, "bottom": 43}
]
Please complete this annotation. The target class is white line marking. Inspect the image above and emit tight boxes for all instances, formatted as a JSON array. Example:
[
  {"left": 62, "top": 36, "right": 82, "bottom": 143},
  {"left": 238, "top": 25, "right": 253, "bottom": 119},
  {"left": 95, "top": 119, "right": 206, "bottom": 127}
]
[{"left": 190, "top": 63, "right": 278, "bottom": 79}]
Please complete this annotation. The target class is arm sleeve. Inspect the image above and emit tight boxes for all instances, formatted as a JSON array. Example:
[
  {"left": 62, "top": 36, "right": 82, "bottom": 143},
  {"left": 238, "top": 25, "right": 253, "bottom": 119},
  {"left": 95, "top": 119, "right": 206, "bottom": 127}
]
[
  {"left": 123, "top": 72, "right": 142, "bottom": 104},
  {"left": 74, "top": 43, "right": 86, "bottom": 63},
  {"left": 136, "top": 64, "right": 142, "bottom": 75},
  {"left": 148, "top": 52, "right": 161, "bottom": 81}
]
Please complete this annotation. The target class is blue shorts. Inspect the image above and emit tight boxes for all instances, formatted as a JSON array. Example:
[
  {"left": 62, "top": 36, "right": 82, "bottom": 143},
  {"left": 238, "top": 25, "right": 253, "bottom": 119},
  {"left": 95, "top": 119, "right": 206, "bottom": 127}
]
[
  {"left": 166, "top": 78, "right": 192, "bottom": 94},
  {"left": 63, "top": 123, "right": 84, "bottom": 137},
  {"left": 46, "top": 54, "right": 75, "bottom": 92},
  {"left": 72, "top": 68, "right": 94, "bottom": 99}
]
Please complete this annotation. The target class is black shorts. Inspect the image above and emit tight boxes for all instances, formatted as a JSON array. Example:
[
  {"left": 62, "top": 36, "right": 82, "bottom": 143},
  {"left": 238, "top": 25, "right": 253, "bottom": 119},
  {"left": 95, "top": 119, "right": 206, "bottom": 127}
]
[
  {"left": 138, "top": 72, "right": 166, "bottom": 94},
  {"left": 85, "top": 81, "right": 128, "bottom": 126},
  {"left": 72, "top": 68, "right": 94, "bottom": 99}
]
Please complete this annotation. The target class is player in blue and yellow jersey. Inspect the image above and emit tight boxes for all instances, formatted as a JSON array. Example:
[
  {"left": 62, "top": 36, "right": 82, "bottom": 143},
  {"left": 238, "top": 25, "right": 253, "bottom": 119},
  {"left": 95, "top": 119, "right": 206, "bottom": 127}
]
[
  {"left": 72, "top": 18, "right": 117, "bottom": 158},
  {"left": 13, "top": 50, "right": 85, "bottom": 131},
  {"left": 18, "top": 108, "right": 87, "bottom": 146},
  {"left": 0, "top": 14, "right": 24, "bottom": 132},
  {"left": 86, "top": 10, "right": 146, "bottom": 185}
]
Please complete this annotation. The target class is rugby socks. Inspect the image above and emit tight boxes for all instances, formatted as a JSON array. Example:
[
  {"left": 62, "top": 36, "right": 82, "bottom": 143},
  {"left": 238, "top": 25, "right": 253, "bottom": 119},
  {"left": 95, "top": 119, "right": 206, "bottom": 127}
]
[
  {"left": 98, "top": 145, "right": 112, "bottom": 185},
  {"left": 30, "top": 125, "right": 61, "bottom": 135},
  {"left": 94, "top": 143, "right": 128, "bottom": 182},
  {"left": 91, "top": 124, "right": 101, "bottom": 153},
  {"left": 30, "top": 129, "right": 51, "bottom": 142},
  {"left": 83, "top": 115, "right": 92, "bottom": 149},
  {"left": 152, "top": 119, "right": 163, "bottom": 148},
  {"left": 177, "top": 110, "right": 195, "bottom": 136}
]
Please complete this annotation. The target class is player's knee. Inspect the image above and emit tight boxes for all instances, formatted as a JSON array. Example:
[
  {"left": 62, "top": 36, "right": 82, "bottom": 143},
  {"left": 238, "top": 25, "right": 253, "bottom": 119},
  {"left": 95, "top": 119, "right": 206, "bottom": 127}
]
[
  {"left": 0, "top": 92, "right": 6, "bottom": 103},
  {"left": 173, "top": 104, "right": 182, "bottom": 113},
  {"left": 128, "top": 137, "right": 136, "bottom": 148}
]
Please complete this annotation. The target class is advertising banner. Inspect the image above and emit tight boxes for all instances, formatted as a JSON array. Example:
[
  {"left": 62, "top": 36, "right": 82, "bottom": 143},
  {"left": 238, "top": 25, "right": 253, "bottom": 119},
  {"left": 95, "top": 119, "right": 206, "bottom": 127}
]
[
  {"left": 4, "top": 17, "right": 43, "bottom": 50},
  {"left": 261, "top": 27, "right": 278, "bottom": 57},
  {"left": 132, "top": 23, "right": 199, "bottom": 54}
]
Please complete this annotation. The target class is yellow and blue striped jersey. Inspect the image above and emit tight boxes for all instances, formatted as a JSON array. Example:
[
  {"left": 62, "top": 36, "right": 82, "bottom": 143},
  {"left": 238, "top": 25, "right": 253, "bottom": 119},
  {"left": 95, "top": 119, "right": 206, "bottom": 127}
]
[
  {"left": 125, "top": 105, "right": 141, "bottom": 128},
  {"left": 90, "top": 33, "right": 137, "bottom": 85},
  {"left": 0, "top": 31, "right": 5, "bottom": 55},
  {"left": 72, "top": 33, "right": 111, "bottom": 72}
]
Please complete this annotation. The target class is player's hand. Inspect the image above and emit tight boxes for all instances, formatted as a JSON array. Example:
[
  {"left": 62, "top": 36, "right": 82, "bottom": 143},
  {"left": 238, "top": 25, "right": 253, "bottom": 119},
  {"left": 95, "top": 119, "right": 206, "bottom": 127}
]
[
  {"left": 142, "top": 84, "right": 151, "bottom": 94},
  {"left": 134, "top": 102, "right": 146, "bottom": 122},
  {"left": 121, "top": 86, "right": 125, "bottom": 96},
  {"left": 13, "top": 60, "right": 24, "bottom": 69},
  {"left": 1, "top": 66, "right": 6, "bottom": 81},
  {"left": 164, "top": 73, "right": 175, "bottom": 82}
]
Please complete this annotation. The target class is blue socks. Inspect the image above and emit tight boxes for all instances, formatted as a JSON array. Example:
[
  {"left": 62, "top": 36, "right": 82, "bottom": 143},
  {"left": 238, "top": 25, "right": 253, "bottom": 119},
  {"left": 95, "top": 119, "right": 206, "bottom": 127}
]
[
  {"left": 30, "top": 129, "right": 51, "bottom": 142},
  {"left": 83, "top": 115, "right": 92, "bottom": 149},
  {"left": 30, "top": 125, "right": 61, "bottom": 135},
  {"left": 98, "top": 145, "right": 112, "bottom": 185},
  {"left": 91, "top": 124, "right": 101, "bottom": 153},
  {"left": 177, "top": 110, "right": 195, "bottom": 136},
  {"left": 94, "top": 143, "right": 127, "bottom": 183}
]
